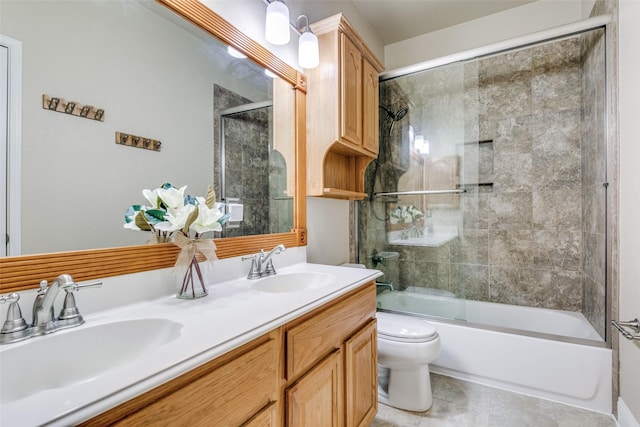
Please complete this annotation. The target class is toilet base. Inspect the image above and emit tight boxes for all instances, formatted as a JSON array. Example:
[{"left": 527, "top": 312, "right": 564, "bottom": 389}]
[{"left": 378, "top": 365, "right": 434, "bottom": 412}]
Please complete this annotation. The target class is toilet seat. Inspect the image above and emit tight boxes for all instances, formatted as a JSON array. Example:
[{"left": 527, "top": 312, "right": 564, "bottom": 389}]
[{"left": 377, "top": 312, "right": 438, "bottom": 343}]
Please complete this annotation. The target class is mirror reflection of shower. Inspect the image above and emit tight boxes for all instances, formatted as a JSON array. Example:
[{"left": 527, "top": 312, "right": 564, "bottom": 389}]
[{"left": 218, "top": 97, "right": 292, "bottom": 238}]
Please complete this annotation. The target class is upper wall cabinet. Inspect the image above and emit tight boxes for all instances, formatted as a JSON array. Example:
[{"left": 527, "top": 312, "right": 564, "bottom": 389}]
[{"left": 305, "top": 14, "right": 384, "bottom": 200}]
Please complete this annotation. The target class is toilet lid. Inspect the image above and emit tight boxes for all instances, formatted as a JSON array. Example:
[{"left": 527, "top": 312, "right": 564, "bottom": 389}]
[{"left": 376, "top": 312, "right": 438, "bottom": 342}]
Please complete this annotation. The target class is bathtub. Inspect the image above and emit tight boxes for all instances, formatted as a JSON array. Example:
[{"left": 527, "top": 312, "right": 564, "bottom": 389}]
[{"left": 377, "top": 289, "right": 613, "bottom": 414}]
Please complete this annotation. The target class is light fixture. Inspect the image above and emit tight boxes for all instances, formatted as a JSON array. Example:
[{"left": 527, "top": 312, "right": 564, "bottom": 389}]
[
  {"left": 264, "top": 69, "right": 278, "bottom": 78},
  {"left": 265, "top": 0, "right": 290, "bottom": 45},
  {"left": 296, "top": 15, "right": 319, "bottom": 69},
  {"left": 227, "top": 46, "right": 247, "bottom": 59}
]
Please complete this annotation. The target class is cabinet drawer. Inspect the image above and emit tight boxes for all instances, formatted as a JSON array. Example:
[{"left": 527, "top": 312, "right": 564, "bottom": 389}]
[
  {"left": 84, "top": 330, "right": 281, "bottom": 427},
  {"left": 286, "top": 283, "right": 375, "bottom": 380}
]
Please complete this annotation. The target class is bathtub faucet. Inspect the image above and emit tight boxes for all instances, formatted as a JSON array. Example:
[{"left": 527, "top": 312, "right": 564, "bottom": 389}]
[{"left": 376, "top": 282, "right": 395, "bottom": 293}]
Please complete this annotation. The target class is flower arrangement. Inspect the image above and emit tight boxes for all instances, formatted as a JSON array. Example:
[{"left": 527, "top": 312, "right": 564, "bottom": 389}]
[
  {"left": 124, "top": 183, "right": 228, "bottom": 239},
  {"left": 389, "top": 205, "right": 424, "bottom": 225},
  {"left": 124, "top": 183, "right": 229, "bottom": 299}
]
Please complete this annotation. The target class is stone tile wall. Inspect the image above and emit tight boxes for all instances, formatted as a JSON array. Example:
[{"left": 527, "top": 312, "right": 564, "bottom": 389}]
[{"left": 362, "top": 29, "right": 606, "bottom": 337}]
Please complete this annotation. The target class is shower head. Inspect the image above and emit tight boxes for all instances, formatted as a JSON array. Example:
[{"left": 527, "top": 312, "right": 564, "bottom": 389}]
[
  {"left": 392, "top": 106, "right": 409, "bottom": 122},
  {"left": 380, "top": 105, "right": 409, "bottom": 122},
  {"left": 381, "top": 105, "right": 409, "bottom": 137}
]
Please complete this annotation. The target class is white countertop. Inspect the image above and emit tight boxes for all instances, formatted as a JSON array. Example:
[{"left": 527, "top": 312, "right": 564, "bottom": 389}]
[{"left": 0, "top": 248, "right": 382, "bottom": 427}]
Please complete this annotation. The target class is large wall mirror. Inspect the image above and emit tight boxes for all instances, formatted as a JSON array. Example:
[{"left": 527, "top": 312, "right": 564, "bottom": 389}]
[{"left": 0, "top": 0, "right": 307, "bottom": 292}]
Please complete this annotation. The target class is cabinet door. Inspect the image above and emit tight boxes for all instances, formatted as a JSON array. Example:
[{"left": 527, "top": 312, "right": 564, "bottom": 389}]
[
  {"left": 287, "top": 350, "right": 344, "bottom": 427},
  {"left": 340, "top": 34, "right": 362, "bottom": 147},
  {"left": 344, "top": 319, "right": 377, "bottom": 427},
  {"left": 362, "top": 58, "right": 379, "bottom": 155},
  {"left": 244, "top": 402, "right": 279, "bottom": 427}
]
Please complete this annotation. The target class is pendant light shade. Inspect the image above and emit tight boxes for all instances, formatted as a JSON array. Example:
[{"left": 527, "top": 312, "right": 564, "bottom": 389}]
[
  {"left": 298, "top": 29, "right": 319, "bottom": 69},
  {"left": 296, "top": 15, "right": 319, "bottom": 69},
  {"left": 265, "top": 0, "right": 290, "bottom": 45}
]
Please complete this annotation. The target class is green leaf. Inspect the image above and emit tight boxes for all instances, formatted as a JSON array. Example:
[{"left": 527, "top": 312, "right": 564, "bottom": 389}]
[
  {"left": 145, "top": 209, "right": 166, "bottom": 221},
  {"left": 134, "top": 211, "right": 152, "bottom": 231}
]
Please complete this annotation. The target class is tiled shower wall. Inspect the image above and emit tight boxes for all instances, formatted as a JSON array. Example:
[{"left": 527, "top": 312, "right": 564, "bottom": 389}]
[{"left": 360, "top": 30, "right": 606, "bottom": 336}]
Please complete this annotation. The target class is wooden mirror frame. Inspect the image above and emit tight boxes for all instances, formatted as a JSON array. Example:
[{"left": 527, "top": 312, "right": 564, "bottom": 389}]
[{"left": 0, "top": 0, "right": 307, "bottom": 293}]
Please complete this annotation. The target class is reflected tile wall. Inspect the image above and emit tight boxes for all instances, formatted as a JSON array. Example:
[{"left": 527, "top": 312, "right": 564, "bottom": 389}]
[
  {"left": 363, "top": 31, "right": 606, "bottom": 330},
  {"left": 213, "top": 85, "right": 285, "bottom": 238}
]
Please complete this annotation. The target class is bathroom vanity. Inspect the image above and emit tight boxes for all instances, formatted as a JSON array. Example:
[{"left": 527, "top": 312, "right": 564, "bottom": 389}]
[
  {"left": 83, "top": 284, "right": 377, "bottom": 426},
  {"left": 0, "top": 248, "right": 382, "bottom": 427}
]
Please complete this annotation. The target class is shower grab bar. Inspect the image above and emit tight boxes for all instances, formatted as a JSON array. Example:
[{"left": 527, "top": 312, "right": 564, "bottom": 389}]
[
  {"left": 374, "top": 189, "right": 467, "bottom": 197},
  {"left": 612, "top": 319, "right": 640, "bottom": 340}
]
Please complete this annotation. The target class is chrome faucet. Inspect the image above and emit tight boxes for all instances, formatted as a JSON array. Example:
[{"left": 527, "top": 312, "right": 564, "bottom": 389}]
[
  {"left": 0, "top": 274, "right": 102, "bottom": 344},
  {"left": 242, "top": 244, "right": 286, "bottom": 279},
  {"left": 401, "top": 225, "right": 424, "bottom": 240}
]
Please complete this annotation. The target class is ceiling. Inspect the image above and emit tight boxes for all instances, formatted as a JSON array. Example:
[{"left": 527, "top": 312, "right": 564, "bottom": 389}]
[
  {"left": 350, "top": 0, "right": 538, "bottom": 45},
  {"left": 290, "top": 0, "right": 538, "bottom": 46}
]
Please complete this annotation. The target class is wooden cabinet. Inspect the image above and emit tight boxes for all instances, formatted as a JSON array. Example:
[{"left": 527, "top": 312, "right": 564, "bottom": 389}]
[
  {"left": 345, "top": 319, "right": 377, "bottom": 427},
  {"left": 82, "top": 282, "right": 377, "bottom": 427},
  {"left": 285, "top": 283, "right": 377, "bottom": 427},
  {"left": 306, "top": 14, "right": 384, "bottom": 200},
  {"left": 245, "top": 402, "right": 280, "bottom": 427},
  {"left": 286, "top": 350, "right": 344, "bottom": 427},
  {"left": 80, "top": 330, "right": 282, "bottom": 427}
]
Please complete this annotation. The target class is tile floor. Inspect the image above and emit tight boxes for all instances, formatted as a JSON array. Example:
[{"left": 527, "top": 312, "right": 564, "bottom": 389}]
[{"left": 371, "top": 374, "right": 617, "bottom": 427}]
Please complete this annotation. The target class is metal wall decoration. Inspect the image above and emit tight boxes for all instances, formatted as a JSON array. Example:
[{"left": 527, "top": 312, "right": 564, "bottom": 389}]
[
  {"left": 42, "top": 94, "right": 105, "bottom": 121},
  {"left": 115, "top": 132, "right": 161, "bottom": 152}
]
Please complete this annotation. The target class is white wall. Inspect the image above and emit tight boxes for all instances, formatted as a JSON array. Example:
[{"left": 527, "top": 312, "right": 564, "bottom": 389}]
[
  {"left": 306, "top": 197, "right": 350, "bottom": 265},
  {"left": 384, "top": 0, "right": 585, "bottom": 71},
  {"left": 618, "top": 0, "right": 640, "bottom": 423}
]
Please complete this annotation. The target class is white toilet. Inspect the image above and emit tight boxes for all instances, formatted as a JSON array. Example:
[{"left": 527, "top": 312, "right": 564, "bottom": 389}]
[{"left": 376, "top": 311, "right": 441, "bottom": 412}]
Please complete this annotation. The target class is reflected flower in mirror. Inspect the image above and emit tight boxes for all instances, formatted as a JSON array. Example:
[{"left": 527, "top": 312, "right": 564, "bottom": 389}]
[{"left": 389, "top": 205, "right": 424, "bottom": 225}]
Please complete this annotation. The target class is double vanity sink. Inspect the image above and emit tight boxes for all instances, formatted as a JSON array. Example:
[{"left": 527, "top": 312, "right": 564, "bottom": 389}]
[{"left": 0, "top": 251, "right": 381, "bottom": 426}]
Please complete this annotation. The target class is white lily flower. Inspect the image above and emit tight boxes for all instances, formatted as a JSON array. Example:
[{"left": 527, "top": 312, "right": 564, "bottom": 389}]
[
  {"left": 158, "top": 185, "right": 188, "bottom": 216},
  {"left": 155, "top": 204, "right": 195, "bottom": 232},
  {"left": 190, "top": 203, "right": 224, "bottom": 234},
  {"left": 142, "top": 188, "right": 162, "bottom": 209}
]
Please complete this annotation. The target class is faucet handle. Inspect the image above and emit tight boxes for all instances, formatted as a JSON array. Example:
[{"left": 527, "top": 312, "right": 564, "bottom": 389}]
[
  {"left": 57, "top": 280, "right": 102, "bottom": 323},
  {"left": 263, "top": 259, "right": 277, "bottom": 276},
  {"left": 58, "top": 292, "right": 82, "bottom": 322},
  {"left": 0, "top": 293, "right": 28, "bottom": 334},
  {"left": 242, "top": 255, "right": 261, "bottom": 280},
  {"left": 70, "top": 280, "right": 103, "bottom": 292}
]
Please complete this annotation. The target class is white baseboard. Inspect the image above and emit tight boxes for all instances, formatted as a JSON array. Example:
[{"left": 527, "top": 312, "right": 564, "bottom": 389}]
[{"left": 618, "top": 398, "right": 640, "bottom": 427}]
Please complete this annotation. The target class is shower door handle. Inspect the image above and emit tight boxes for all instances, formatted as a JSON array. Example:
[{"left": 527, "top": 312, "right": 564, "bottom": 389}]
[{"left": 612, "top": 319, "right": 640, "bottom": 340}]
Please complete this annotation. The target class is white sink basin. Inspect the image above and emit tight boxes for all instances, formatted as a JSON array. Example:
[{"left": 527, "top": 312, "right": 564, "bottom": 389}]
[
  {"left": 0, "top": 318, "right": 182, "bottom": 403},
  {"left": 251, "top": 272, "right": 335, "bottom": 293}
]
